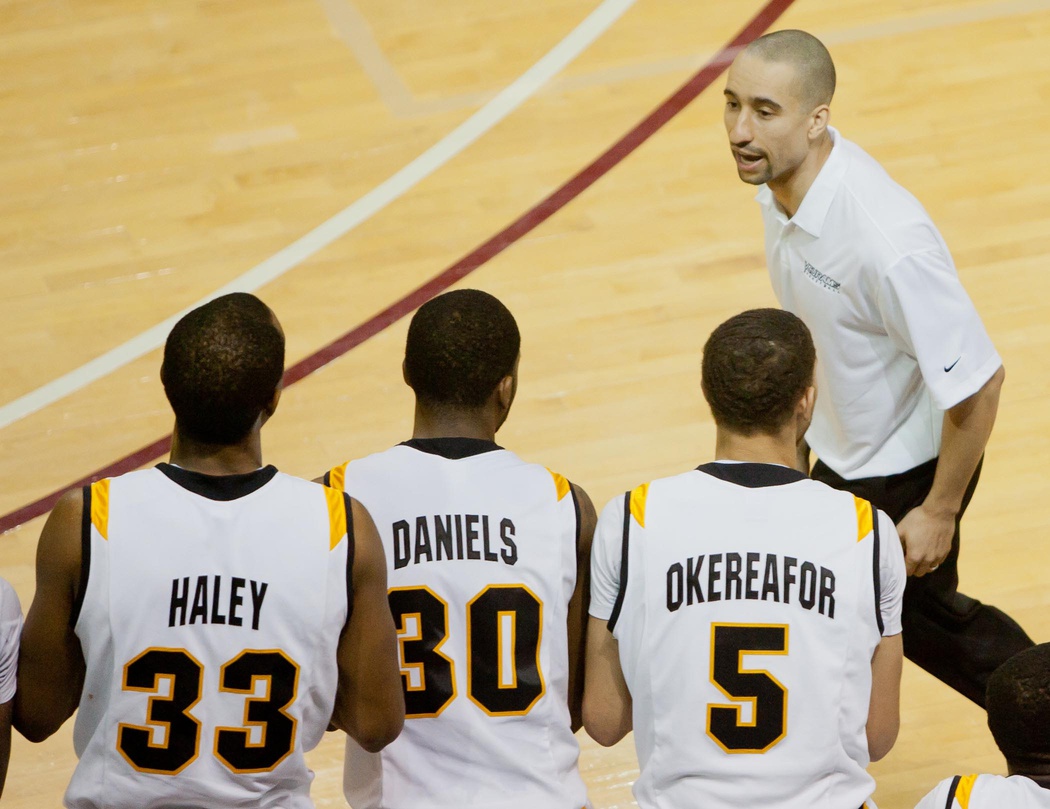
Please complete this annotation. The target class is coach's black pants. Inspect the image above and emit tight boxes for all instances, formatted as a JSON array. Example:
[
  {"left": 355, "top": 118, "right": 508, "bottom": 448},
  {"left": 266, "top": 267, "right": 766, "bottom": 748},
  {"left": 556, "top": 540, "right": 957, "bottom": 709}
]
[{"left": 812, "top": 456, "right": 1034, "bottom": 707}]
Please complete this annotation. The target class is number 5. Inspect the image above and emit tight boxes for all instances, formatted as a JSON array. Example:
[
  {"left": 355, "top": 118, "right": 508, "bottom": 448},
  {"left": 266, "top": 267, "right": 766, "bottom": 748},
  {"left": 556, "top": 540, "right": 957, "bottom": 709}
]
[{"left": 707, "top": 623, "right": 788, "bottom": 754}]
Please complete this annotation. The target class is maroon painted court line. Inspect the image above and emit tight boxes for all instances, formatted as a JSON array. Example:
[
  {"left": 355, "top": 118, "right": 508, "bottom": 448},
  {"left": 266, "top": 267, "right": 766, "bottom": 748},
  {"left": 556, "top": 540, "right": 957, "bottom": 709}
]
[{"left": 0, "top": 0, "right": 795, "bottom": 535}]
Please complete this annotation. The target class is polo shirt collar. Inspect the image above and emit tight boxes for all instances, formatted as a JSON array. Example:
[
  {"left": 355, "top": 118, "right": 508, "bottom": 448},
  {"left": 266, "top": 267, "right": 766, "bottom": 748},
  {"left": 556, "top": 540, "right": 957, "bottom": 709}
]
[{"left": 756, "top": 126, "right": 848, "bottom": 238}]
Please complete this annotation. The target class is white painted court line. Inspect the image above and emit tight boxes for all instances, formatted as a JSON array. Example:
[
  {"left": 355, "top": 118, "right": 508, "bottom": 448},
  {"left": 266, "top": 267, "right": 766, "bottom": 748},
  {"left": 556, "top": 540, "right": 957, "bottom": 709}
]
[{"left": 0, "top": 0, "right": 637, "bottom": 432}]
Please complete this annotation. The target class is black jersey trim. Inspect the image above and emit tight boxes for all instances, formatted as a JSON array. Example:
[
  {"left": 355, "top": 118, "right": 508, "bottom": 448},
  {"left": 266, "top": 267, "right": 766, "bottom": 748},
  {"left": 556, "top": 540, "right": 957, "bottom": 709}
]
[
  {"left": 696, "top": 462, "right": 807, "bottom": 488},
  {"left": 607, "top": 492, "right": 631, "bottom": 633},
  {"left": 344, "top": 493, "right": 356, "bottom": 622},
  {"left": 570, "top": 485, "right": 582, "bottom": 557},
  {"left": 156, "top": 464, "right": 278, "bottom": 501},
  {"left": 871, "top": 501, "right": 884, "bottom": 636},
  {"left": 944, "top": 775, "right": 962, "bottom": 809},
  {"left": 400, "top": 437, "right": 502, "bottom": 459},
  {"left": 70, "top": 486, "right": 92, "bottom": 628}
]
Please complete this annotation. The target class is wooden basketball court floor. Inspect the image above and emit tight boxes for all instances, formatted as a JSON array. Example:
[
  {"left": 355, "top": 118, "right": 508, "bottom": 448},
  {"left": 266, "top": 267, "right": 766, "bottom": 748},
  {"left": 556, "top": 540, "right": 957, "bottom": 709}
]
[{"left": 3, "top": 0, "right": 1050, "bottom": 805}]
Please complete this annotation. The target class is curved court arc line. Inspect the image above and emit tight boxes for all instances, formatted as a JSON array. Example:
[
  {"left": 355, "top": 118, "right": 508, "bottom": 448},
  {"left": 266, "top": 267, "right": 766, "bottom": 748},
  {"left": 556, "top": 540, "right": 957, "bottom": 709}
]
[
  {"left": 0, "top": 0, "right": 796, "bottom": 536},
  {"left": 0, "top": 0, "right": 638, "bottom": 433}
]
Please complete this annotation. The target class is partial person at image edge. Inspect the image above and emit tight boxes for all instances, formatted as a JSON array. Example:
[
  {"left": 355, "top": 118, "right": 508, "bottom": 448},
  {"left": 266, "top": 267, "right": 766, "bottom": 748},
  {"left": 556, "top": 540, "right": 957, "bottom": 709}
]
[{"left": 915, "top": 643, "right": 1050, "bottom": 808}]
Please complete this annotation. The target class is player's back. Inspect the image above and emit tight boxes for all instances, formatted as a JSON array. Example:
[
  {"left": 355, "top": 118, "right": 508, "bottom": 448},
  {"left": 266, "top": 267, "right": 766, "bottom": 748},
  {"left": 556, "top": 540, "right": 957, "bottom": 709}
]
[
  {"left": 327, "top": 439, "right": 586, "bottom": 809},
  {"left": 596, "top": 462, "right": 902, "bottom": 809},
  {"left": 68, "top": 464, "right": 353, "bottom": 809},
  {"left": 915, "top": 774, "right": 1050, "bottom": 808}
]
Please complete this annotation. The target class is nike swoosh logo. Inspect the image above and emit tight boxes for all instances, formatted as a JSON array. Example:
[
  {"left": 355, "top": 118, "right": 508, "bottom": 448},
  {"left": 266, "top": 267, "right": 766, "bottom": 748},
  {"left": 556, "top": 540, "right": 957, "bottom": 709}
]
[{"left": 944, "top": 357, "right": 961, "bottom": 372}]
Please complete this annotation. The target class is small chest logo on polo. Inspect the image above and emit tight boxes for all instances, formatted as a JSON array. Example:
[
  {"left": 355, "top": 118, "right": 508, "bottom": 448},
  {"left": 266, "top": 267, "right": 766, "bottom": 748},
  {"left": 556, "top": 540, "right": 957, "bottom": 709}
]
[{"left": 802, "top": 261, "right": 841, "bottom": 293}]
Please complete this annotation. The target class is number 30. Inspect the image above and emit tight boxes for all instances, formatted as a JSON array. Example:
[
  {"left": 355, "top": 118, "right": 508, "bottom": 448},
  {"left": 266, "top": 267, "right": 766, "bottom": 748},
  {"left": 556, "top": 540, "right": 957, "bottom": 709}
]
[{"left": 388, "top": 584, "right": 545, "bottom": 719}]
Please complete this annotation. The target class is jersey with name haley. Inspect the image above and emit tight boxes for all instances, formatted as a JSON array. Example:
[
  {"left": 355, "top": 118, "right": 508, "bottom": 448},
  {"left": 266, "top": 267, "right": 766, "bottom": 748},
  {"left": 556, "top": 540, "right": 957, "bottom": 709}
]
[
  {"left": 326, "top": 438, "right": 587, "bottom": 809},
  {"left": 67, "top": 464, "right": 353, "bottom": 809},
  {"left": 590, "top": 461, "right": 905, "bottom": 809}
]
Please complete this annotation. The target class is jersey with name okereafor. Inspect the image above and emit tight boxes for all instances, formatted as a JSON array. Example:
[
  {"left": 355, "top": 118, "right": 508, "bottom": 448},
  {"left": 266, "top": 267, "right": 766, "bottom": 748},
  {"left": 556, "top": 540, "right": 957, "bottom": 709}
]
[
  {"left": 67, "top": 464, "right": 353, "bottom": 809},
  {"left": 325, "top": 438, "right": 587, "bottom": 809},
  {"left": 589, "top": 462, "right": 906, "bottom": 809},
  {"left": 915, "top": 774, "right": 1050, "bottom": 808}
]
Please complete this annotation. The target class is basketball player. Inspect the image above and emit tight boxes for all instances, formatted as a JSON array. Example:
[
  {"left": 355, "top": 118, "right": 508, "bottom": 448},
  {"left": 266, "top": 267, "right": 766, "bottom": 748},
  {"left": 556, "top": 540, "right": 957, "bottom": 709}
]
[
  {"left": 0, "top": 577, "right": 21, "bottom": 797},
  {"left": 14, "top": 293, "right": 404, "bottom": 808},
  {"left": 723, "top": 28, "right": 1032, "bottom": 706},
  {"left": 915, "top": 643, "right": 1050, "bottom": 808},
  {"left": 320, "top": 289, "right": 595, "bottom": 809},
  {"left": 584, "top": 308, "right": 906, "bottom": 809}
]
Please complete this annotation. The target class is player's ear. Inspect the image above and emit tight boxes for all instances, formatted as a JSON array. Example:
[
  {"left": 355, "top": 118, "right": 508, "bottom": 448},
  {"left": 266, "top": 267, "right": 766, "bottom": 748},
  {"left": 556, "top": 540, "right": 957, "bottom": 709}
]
[
  {"left": 496, "top": 374, "right": 515, "bottom": 413},
  {"left": 402, "top": 359, "right": 410, "bottom": 387},
  {"left": 809, "top": 104, "right": 830, "bottom": 140},
  {"left": 260, "top": 384, "right": 282, "bottom": 427},
  {"left": 796, "top": 384, "right": 816, "bottom": 437}
]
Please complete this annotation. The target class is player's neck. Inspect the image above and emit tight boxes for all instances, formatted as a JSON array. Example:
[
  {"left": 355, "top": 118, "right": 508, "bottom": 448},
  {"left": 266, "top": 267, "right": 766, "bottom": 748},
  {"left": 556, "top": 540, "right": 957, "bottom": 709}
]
[
  {"left": 412, "top": 403, "right": 498, "bottom": 443},
  {"left": 714, "top": 428, "right": 799, "bottom": 470},
  {"left": 1030, "top": 774, "right": 1050, "bottom": 790},
  {"left": 770, "top": 131, "right": 833, "bottom": 219},
  {"left": 1012, "top": 765, "right": 1050, "bottom": 790},
  {"left": 169, "top": 430, "right": 265, "bottom": 476}
]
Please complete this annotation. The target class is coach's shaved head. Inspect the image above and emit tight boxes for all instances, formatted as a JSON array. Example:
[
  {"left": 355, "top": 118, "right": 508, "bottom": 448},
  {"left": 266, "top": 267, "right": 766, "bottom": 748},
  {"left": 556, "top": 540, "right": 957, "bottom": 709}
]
[{"left": 744, "top": 29, "right": 836, "bottom": 110}]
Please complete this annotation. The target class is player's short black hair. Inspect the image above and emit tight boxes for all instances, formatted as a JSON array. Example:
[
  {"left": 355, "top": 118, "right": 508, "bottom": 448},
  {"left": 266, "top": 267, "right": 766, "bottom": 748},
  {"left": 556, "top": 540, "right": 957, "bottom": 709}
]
[
  {"left": 404, "top": 289, "right": 520, "bottom": 408},
  {"left": 746, "top": 29, "right": 836, "bottom": 109},
  {"left": 161, "top": 292, "right": 285, "bottom": 444},
  {"left": 701, "top": 308, "right": 815, "bottom": 436},
  {"left": 987, "top": 643, "right": 1050, "bottom": 766}
]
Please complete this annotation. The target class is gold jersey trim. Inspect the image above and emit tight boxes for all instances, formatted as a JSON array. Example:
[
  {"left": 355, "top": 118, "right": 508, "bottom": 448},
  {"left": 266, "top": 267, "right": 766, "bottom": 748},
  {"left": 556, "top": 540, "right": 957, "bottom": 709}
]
[
  {"left": 853, "top": 496, "right": 873, "bottom": 543},
  {"left": 328, "top": 463, "right": 347, "bottom": 492},
  {"left": 324, "top": 486, "right": 347, "bottom": 551},
  {"left": 546, "top": 469, "right": 571, "bottom": 502},
  {"left": 90, "top": 479, "right": 111, "bottom": 540},
  {"left": 630, "top": 482, "right": 650, "bottom": 528},
  {"left": 954, "top": 774, "right": 978, "bottom": 808}
]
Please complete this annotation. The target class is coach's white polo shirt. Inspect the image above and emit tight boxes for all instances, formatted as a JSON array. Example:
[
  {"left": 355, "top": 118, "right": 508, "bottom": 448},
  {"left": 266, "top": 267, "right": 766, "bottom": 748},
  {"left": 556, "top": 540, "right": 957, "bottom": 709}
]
[{"left": 759, "top": 127, "right": 1002, "bottom": 479}]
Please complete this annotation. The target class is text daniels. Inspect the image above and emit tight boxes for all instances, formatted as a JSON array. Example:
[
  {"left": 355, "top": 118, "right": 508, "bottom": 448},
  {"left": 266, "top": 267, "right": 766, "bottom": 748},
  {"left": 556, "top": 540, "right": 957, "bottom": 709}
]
[{"left": 392, "top": 514, "right": 518, "bottom": 569}]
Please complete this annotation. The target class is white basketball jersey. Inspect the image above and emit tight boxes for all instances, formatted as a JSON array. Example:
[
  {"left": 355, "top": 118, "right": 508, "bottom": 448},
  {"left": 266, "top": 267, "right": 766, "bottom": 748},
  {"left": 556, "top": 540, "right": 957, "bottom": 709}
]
[
  {"left": 0, "top": 577, "right": 22, "bottom": 704},
  {"left": 67, "top": 464, "right": 353, "bottom": 809},
  {"left": 326, "top": 439, "right": 587, "bottom": 809},
  {"left": 590, "top": 462, "right": 906, "bottom": 809},
  {"left": 915, "top": 774, "right": 1050, "bottom": 809}
]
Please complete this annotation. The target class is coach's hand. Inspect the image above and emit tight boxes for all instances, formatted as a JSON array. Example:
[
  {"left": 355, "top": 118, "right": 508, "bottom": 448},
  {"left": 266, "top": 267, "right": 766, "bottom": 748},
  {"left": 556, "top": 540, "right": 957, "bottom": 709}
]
[{"left": 897, "top": 504, "right": 954, "bottom": 577}]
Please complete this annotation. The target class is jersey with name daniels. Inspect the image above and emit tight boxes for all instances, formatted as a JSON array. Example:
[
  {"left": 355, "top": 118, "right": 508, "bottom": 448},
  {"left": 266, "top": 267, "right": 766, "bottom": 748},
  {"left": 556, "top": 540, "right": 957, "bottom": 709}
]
[
  {"left": 67, "top": 464, "right": 353, "bottom": 809},
  {"left": 590, "top": 462, "right": 906, "bottom": 809},
  {"left": 325, "top": 438, "right": 586, "bottom": 809}
]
